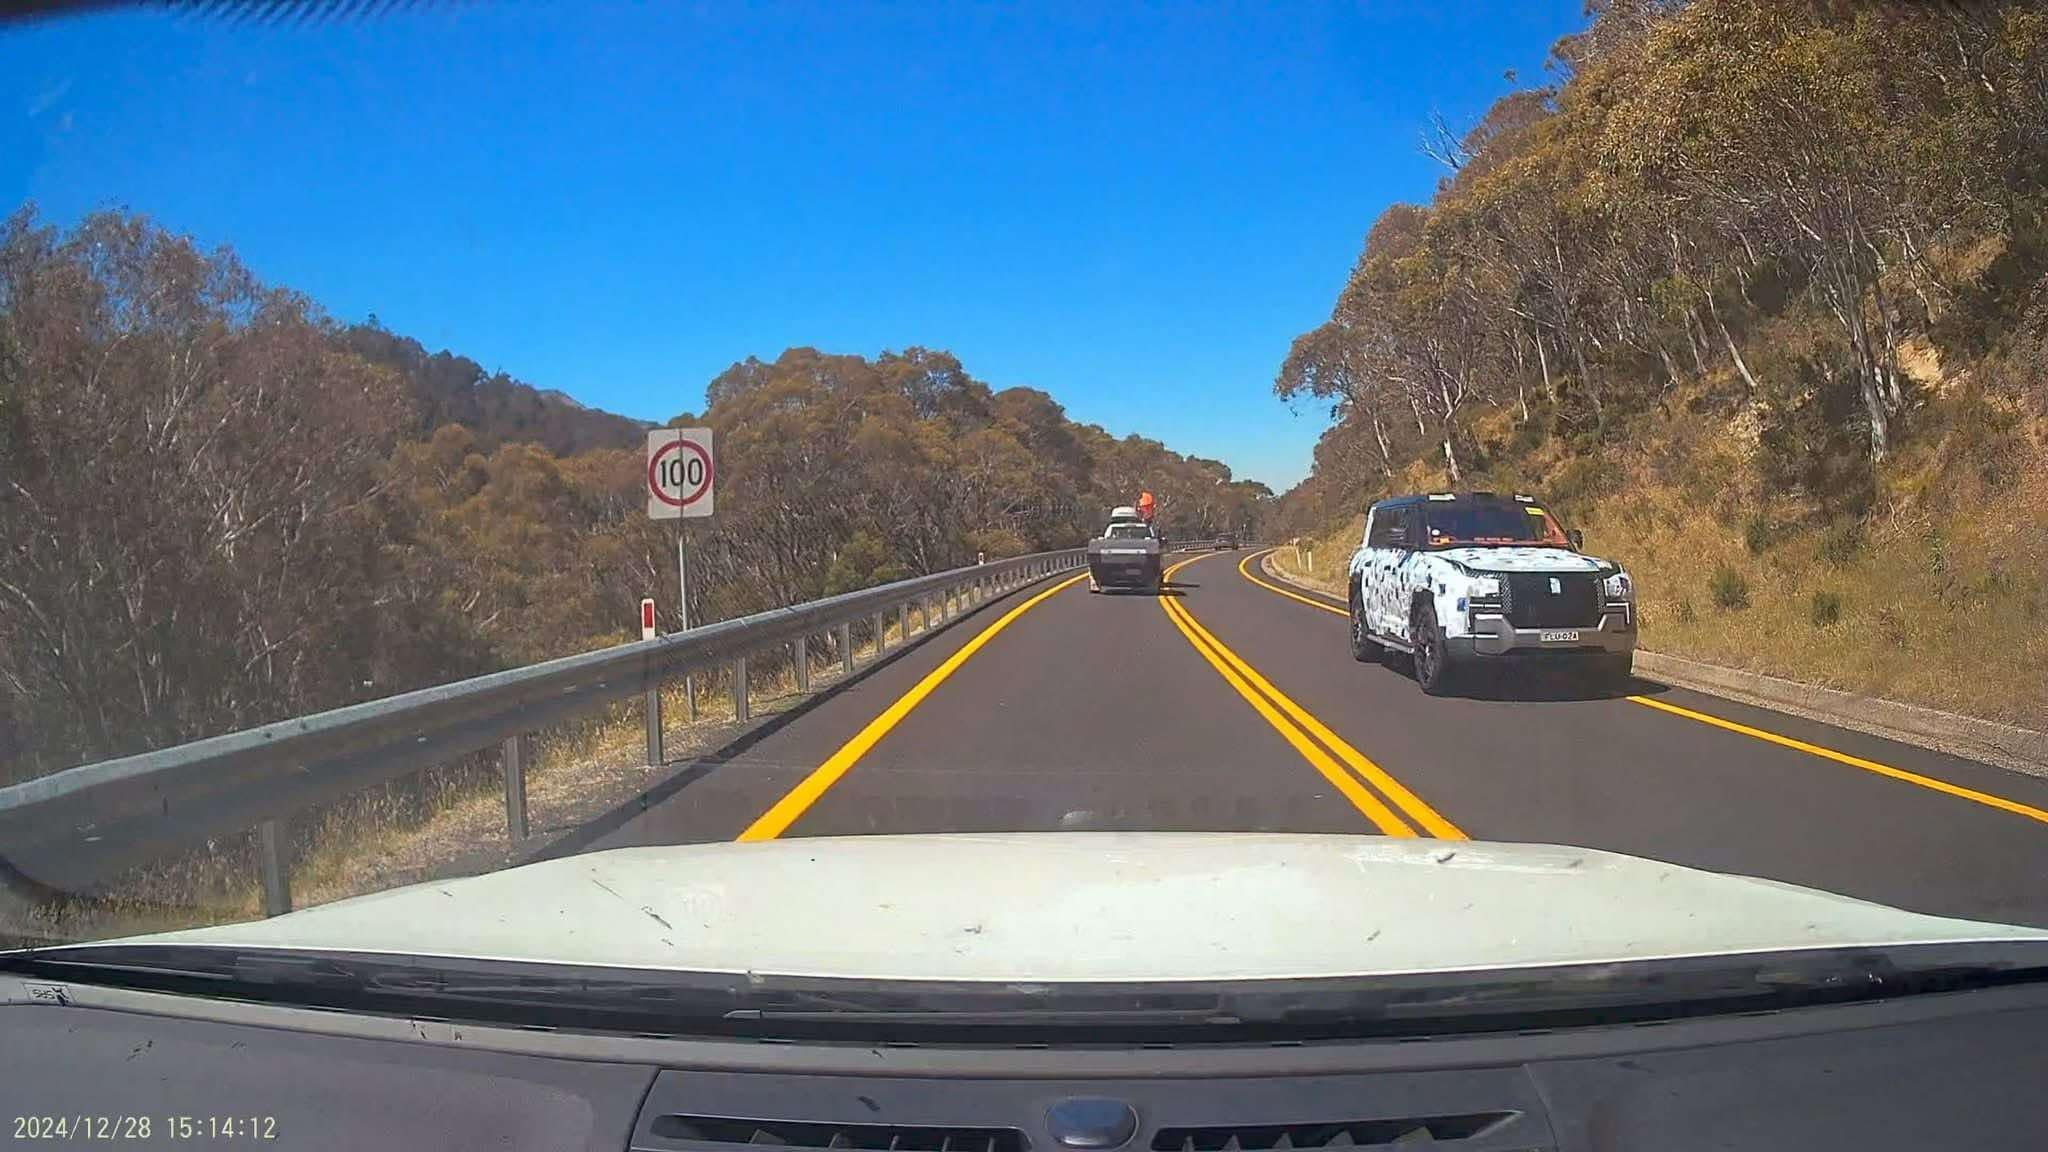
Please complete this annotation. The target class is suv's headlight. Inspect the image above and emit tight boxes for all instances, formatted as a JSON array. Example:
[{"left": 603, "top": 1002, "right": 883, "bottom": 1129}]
[
  {"left": 1602, "top": 571, "right": 1633, "bottom": 601},
  {"left": 1465, "top": 575, "right": 1503, "bottom": 614}
]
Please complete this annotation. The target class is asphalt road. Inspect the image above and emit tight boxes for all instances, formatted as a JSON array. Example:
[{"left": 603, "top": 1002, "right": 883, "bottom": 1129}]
[{"left": 580, "top": 548, "right": 2048, "bottom": 928}]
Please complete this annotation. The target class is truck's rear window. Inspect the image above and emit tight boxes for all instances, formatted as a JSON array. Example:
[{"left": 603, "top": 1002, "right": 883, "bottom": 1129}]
[{"left": 1423, "top": 502, "right": 1569, "bottom": 548}]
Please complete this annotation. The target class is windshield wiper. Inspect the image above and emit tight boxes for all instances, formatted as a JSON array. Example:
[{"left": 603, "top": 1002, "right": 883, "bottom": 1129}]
[{"left": 10, "top": 942, "right": 2048, "bottom": 1042}]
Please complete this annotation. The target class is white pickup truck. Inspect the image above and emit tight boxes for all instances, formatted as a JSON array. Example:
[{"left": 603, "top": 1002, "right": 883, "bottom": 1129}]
[{"left": 1346, "top": 492, "right": 1636, "bottom": 694}]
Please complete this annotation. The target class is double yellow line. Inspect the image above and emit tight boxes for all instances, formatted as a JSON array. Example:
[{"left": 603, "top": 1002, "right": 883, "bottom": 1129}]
[{"left": 1158, "top": 555, "right": 1464, "bottom": 839}]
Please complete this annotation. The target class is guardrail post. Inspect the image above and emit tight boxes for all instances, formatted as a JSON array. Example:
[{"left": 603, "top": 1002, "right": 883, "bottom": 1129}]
[
  {"left": 874, "top": 610, "right": 887, "bottom": 655},
  {"left": 684, "top": 673, "right": 697, "bottom": 723},
  {"left": 502, "top": 733, "right": 529, "bottom": 841},
  {"left": 795, "top": 635, "right": 811, "bottom": 693},
  {"left": 899, "top": 601, "right": 910, "bottom": 643},
  {"left": 839, "top": 622, "right": 854, "bottom": 674},
  {"left": 732, "top": 656, "right": 750, "bottom": 722},
  {"left": 257, "top": 819, "right": 291, "bottom": 917},
  {"left": 645, "top": 682, "right": 664, "bottom": 766}
]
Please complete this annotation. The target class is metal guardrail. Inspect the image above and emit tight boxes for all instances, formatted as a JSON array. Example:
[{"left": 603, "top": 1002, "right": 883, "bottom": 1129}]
[{"left": 0, "top": 549, "right": 1086, "bottom": 916}]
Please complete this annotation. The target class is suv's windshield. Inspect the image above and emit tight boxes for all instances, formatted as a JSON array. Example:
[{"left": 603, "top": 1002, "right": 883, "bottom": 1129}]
[{"left": 1422, "top": 502, "right": 1569, "bottom": 549}]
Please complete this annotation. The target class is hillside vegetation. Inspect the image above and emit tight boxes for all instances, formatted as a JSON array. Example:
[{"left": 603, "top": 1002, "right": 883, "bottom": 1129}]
[
  {"left": 1272, "top": 0, "right": 2048, "bottom": 728},
  {"left": 0, "top": 209, "right": 1270, "bottom": 783}
]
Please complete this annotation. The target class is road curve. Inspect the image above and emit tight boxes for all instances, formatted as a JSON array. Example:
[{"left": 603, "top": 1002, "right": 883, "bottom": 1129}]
[{"left": 577, "top": 547, "right": 2048, "bottom": 928}]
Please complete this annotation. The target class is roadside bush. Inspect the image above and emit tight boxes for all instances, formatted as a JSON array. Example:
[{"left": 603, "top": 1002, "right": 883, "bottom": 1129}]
[
  {"left": 1819, "top": 519, "right": 1863, "bottom": 567},
  {"left": 1877, "top": 607, "right": 1909, "bottom": 649},
  {"left": 1710, "top": 563, "right": 1750, "bottom": 610},
  {"left": 1744, "top": 514, "right": 1772, "bottom": 556},
  {"left": 1676, "top": 598, "right": 1698, "bottom": 624},
  {"left": 1809, "top": 590, "right": 1842, "bottom": 627}
]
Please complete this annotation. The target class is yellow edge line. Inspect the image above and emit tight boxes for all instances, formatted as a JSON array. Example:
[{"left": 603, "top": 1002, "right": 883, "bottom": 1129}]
[
  {"left": 1240, "top": 543, "right": 2048, "bottom": 832},
  {"left": 737, "top": 571, "right": 1089, "bottom": 841},
  {"left": 1169, "top": 591, "right": 1467, "bottom": 840},
  {"left": 1241, "top": 549, "right": 1346, "bottom": 616},
  {"left": 1629, "top": 693, "right": 2048, "bottom": 827},
  {"left": 1159, "top": 592, "right": 1415, "bottom": 837}
]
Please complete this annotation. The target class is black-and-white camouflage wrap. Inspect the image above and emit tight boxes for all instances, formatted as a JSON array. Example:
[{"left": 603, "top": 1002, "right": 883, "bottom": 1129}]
[{"left": 1349, "top": 511, "right": 1634, "bottom": 645}]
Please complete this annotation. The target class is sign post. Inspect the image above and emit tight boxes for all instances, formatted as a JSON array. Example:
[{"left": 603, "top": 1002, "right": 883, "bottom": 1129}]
[
  {"left": 647, "top": 429, "right": 716, "bottom": 752},
  {"left": 676, "top": 533, "right": 695, "bottom": 721}
]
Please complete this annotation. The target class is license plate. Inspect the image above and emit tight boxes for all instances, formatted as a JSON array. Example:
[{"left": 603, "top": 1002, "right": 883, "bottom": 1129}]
[{"left": 1539, "top": 629, "right": 1580, "bottom": 643}]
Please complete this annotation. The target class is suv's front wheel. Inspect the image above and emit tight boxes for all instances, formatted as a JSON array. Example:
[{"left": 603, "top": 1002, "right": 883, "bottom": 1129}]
[
  {"left": 1348, "top": 582, "right": 1378, "bottom": 663},
  {"left": 1411, "top": 600, "right": 1456, "bottom": 696}
]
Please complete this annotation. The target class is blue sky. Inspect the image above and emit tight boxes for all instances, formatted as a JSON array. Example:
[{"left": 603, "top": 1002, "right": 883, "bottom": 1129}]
[{"left": 3, "top": 1, "right": 1583, "bottom": 489}]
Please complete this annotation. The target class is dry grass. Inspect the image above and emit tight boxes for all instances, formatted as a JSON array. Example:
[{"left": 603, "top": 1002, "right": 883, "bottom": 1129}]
[
  {"left": 1269, "top": 519, "right": 1358, "bottom": 597},
  {"left": 1285, "top": 385, "right": 2048, "bottom": 731}
]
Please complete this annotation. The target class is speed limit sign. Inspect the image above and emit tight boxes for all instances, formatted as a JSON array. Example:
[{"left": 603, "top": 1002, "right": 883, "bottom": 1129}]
[{"left": 647, "top": 428, "right": 714, "bottom": 519}]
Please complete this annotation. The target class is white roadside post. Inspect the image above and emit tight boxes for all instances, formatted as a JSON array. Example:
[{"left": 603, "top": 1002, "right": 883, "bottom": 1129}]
[
  {"left": 257, "top": 819, "right": 290, "bottom": 917},
  {"left": 502, "top": 730, "right": 528, "bottom": 842},
  {"left": 647, "top": 428, "right": 716, "bottom": 755},
  {"left": 640, "top": 598, "right": 661, "bottom": 766}
]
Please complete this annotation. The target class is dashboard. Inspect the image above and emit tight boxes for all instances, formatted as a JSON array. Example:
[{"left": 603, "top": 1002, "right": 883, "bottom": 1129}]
[{"left": 6, "top": 975, "right": 2048, "bottom": 1150}]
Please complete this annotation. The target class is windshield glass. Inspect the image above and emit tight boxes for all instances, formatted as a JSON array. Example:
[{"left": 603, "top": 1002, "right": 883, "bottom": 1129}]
[
  {"left": 1423, "top": 502, "right": 1569, "bottom": 548},
  {"left": 5, "top": 0, "right": 2047, "bottom": 1047}
]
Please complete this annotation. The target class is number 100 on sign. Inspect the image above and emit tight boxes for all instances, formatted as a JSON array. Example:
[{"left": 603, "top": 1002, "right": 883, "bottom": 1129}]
[{"left": 647, "top": 428, "right": 715, "bottom": 519}]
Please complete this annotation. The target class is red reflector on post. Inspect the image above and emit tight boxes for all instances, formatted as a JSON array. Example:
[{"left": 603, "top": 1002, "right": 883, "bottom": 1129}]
[{"left": 640, "top": 598, "right": 657, "bottom": 640}]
